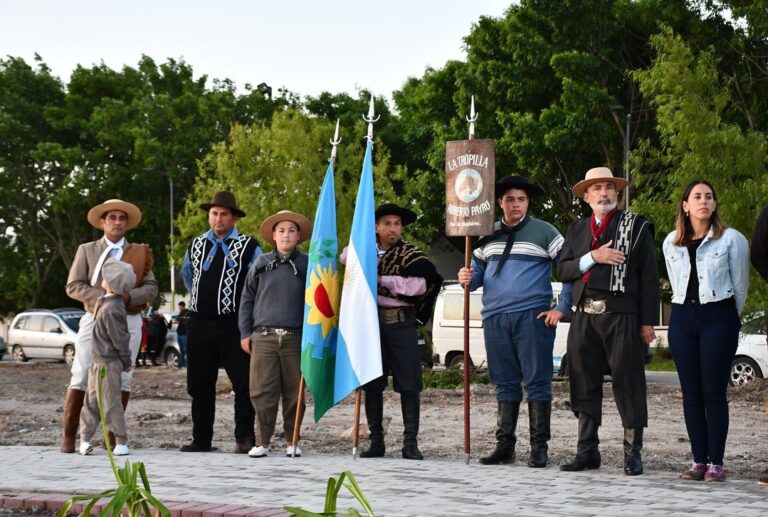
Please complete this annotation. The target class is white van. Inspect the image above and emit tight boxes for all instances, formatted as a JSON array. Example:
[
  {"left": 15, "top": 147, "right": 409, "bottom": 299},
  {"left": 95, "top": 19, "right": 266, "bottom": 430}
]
[{"left": 430, "top": 282, "right": 670, "bottom": 376}]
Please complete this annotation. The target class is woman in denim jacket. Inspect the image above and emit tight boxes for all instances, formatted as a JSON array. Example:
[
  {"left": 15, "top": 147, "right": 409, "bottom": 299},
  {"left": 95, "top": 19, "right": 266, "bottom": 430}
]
[{"left": 663, "top": 180, "right": 749, "bottom": 482}]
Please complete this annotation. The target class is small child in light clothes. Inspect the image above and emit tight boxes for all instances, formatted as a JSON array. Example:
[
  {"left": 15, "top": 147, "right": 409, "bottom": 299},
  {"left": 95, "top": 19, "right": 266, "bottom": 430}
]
[{"left": 79, "top": 258, "right": 136, "bottom": 456}]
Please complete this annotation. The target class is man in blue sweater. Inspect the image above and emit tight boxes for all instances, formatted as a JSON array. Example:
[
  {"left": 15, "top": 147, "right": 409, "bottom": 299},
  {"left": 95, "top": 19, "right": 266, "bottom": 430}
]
[{"left": 458, "top": 175, "right": 571, "bottom": 468}]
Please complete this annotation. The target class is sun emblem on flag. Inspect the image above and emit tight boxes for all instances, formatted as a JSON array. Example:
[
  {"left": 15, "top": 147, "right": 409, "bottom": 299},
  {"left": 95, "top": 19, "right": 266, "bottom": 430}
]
[{"left": 305, "top": 263, "right": 340, "bottom": 338}]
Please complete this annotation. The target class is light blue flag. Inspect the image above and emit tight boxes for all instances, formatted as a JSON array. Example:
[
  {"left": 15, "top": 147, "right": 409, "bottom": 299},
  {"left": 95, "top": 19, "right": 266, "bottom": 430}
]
[
  {"left": 335, "top": 140, "right": 383, "bottom": 403},
  {"left": 301, "top": 161, "right": 341, "bottom": 421}
]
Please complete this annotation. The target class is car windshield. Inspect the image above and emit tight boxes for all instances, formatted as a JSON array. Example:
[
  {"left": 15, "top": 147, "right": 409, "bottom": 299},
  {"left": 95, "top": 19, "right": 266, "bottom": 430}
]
[{"left": 60, "top": 314, "right": 83, "bottom": 332}]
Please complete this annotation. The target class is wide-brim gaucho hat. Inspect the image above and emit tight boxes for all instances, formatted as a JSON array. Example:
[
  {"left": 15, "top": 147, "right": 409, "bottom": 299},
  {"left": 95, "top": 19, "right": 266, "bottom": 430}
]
[
  {"left": 375, "top": 203, "right": 417, "bottom": 226},
  {"left": 200, "top": 190, "right": 246, "bottom": 218},
  {"left": 260, "top": 210, "right": 312, "bottom": 246},
  {"left": 87, "top": 199, "right": 142, "bottom": 230},
  {"left": 495, "top": 175, "right": 544, "bottom": 199},
  {"left": 572, "top": 167, "right": 628, "bottom": 198}
]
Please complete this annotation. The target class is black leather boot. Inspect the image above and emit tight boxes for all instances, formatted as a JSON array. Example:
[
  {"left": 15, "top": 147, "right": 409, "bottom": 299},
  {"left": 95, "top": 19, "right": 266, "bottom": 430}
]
[
  {"left": 527, "top": 400, "right": 551, "bottom": 468},
  {"left": 623, "top": 428, "right": 644, "bottom": 476},
  {"left": 480, "top": 401, "right": 519, "bottom": 465},
  {"left": 560, "top": 413, "right": 601, "bottom": 471},
  {"left": 360, "top": 392, "right": 385, "bottom": 458},
  {"left": 401, "top": 392, "right": 423, "bottom": 460}
]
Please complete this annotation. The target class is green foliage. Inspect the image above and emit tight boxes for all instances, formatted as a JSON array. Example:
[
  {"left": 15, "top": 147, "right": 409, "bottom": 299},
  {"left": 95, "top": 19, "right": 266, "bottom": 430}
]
[
  {"left": 0, "top": 54, "right": 289, "bottom": 311},
  {"left": 283, "top": 470, "right": 373, "bottom": 517},
  {"left": 422, "top": 368, "right": 490, "bottom": 389},
  {"left": 646, "top": 346, "right": 677, "bottom": 372},
  {"left": 58, "top": 365, "right": 169, "bottom": 517},
  {"left": 632, "top": 26, "right": 768, "bottom": 313},
  {"left": 175, "top": 109, "right": 401, "bottom": 258}
]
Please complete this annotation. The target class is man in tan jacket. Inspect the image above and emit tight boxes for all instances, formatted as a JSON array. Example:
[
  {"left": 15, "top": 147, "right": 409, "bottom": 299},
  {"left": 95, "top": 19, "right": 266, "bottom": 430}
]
[{"left": 60, "top": 199, "right": 158, "bottom": 453}]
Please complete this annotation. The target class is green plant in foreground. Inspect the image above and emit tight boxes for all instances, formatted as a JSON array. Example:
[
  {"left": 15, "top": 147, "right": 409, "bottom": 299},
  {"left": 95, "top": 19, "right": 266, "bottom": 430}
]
[
  {"left": 284, "top": 470, "right": 374, "bottom": 517},
  {"left": 58, "top": 365, "right": 170, "bottom": 517}
]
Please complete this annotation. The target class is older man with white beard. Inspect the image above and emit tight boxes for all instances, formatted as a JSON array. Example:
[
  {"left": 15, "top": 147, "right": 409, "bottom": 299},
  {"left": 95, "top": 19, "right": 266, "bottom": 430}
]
[{"left": 557, "top": 167, "right": 660, "bottom": 477}]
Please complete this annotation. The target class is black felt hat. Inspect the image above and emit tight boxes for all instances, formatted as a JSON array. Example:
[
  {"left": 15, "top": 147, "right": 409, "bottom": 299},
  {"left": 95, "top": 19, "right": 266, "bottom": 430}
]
[
  {"left": 375, "top": 203, "right": 417, "bottom": 226},
  {"left": 200, "top": 190, "right": 246, "bottom": 218},
  {"left": 495, "top": 176, "right": 544, "bottom": 199}
]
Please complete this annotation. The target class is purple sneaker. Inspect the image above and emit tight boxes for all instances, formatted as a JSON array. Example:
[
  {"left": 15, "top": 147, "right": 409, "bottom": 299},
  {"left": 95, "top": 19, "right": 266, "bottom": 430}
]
[
  {"left": 681, "top": 462, "right": 707, "bottom": 481},
  {"left": 705, "top": 464, "right": 725, "bottom": 482}
]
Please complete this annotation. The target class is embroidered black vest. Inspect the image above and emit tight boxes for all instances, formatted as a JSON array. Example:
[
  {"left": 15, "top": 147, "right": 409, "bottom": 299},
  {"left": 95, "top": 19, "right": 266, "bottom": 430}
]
[{"left": 187, "top": 231, "right": 258, "bottom": 317}]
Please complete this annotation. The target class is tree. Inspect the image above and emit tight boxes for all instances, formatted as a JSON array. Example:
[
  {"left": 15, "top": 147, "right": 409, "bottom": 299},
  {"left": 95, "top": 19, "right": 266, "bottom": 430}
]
[
  {"left": 632, "top": 26, "right": 768, "bottom": 310},
  {"left": 0, "top": 55, "right": 290, "bottom": 311},
  {"left": 0, "top": 55, "right": 73, "bottom": 312},
  {"left": 392, "top": 0, "right": 737, "bottom": 235},
  {"left": 174, "top": 110, "right": 401, "bottom": 267}
]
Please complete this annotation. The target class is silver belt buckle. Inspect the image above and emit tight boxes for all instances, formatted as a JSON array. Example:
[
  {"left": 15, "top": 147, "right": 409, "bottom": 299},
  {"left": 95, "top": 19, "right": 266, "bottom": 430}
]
[
  {"left": 274, "top": 328, "right": 289, "bottom": 336},
  {"left": 584, "top": 298, "right": 607, "bottom": 314},
  {"left": 259, "top": 327, "right": 269, "bottom": 336}
]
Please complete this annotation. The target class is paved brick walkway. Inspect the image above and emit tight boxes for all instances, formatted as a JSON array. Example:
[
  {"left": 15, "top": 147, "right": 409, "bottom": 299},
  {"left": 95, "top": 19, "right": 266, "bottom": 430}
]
[{"left": 1, "top": 446, "right": 766, "bottom": 516}]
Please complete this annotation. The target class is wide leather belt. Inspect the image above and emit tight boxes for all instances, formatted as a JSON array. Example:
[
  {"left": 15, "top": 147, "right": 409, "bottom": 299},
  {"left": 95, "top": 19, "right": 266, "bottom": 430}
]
[
  {"left": 256, "top": 327, "right": 299, "bottom": 336},
  {"left": 378, "top": 307, "right": 411, "bottom": 325},
  {"left": 578, "top": 298, "right": 608, "bottom": 315}
]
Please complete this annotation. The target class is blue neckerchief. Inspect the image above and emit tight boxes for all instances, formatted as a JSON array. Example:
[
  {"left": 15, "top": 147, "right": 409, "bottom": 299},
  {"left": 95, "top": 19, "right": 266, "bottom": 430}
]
[{"left": 203, "top": 228, "right": 239, "bottom": 271}]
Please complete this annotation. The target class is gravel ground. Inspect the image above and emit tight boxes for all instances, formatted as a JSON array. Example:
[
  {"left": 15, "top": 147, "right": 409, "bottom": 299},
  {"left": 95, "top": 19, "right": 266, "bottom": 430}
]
[{"left": 0, "top": 361, "right": 766, "bottom": 478}]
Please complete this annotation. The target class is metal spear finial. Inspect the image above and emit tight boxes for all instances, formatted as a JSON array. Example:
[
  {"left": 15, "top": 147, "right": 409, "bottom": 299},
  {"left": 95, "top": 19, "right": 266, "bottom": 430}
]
[
  {"left": 330, "top": 119, "right": 341, "bottom": 161},
  {"left": 362, "top": 95, "right": 380, "bottom": 143},
  {"left": 466, "top": 95, "right": 478, "bottom": 138}
]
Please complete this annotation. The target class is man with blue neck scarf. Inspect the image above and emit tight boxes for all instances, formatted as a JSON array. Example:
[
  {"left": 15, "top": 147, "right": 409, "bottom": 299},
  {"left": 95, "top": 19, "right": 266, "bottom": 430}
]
[{"left": 180, "top": 190, "right": 262, "bottom": 453}]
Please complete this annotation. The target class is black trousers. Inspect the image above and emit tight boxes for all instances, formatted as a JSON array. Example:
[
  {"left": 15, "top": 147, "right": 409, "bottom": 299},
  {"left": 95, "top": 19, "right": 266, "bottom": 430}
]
[
  {"left": 567, "top": 311, "right": 647, "bottom": 428},
  {"left": 186, "top": 315, "right": 255, "bottom": 446},
  {"left": 363, "top": 311, "right": 422, "bottom": 395}
]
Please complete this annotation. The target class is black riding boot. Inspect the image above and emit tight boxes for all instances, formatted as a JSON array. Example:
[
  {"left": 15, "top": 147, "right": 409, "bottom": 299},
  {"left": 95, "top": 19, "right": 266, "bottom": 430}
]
[
  {"left": 623, "top": 428, "right": 644, "bottom": 476},
  {"left": 527, "top": 400, "right": 551, "bottom": 468},
  {"left": 560, "top": 413, "right": 601, "bottom": 471},
  {"left": 480, "top": 401, "right": 519, "bottom": 465},
  {"left": 401, "top": 392, "right": 423, "bottom": 460},
  {"left": 360, "top": 392, "right": 385, "bottom": 458}
]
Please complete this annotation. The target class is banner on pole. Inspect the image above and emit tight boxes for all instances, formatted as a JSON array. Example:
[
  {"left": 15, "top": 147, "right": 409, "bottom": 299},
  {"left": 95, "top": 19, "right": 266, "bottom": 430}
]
[{"left": 444, "top": 139, "right": 496, "bottom": 236}]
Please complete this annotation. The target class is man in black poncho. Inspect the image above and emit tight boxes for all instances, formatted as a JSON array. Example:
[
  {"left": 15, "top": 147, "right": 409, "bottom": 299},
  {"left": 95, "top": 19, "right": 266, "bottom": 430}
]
[{"left": 348, "top": 203, "right": 442, "bottom": 460}]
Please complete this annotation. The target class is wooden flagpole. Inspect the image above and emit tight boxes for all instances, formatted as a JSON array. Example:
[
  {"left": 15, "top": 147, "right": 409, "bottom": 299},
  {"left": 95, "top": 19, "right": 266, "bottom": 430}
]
[
  {"left": 352, "top": 389, "right": 362, "bottom": 458},
  {"left": 463, "top": 96, "right": 478, "bottom": 465},
  {"left": 291, "top": 120, "right": 342, "bottom": 458},
  {"left": 352, "top": 98, "right": 380, "bottom": 459}
]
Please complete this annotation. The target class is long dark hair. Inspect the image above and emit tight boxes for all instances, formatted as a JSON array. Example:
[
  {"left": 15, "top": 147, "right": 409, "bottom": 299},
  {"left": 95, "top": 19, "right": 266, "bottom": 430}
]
[{"left": 673, "top": 180, "right": 727, "bottom": 246}]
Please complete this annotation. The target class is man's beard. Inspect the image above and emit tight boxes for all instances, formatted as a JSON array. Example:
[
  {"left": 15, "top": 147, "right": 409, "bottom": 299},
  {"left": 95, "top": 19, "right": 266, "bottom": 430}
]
[{"left": 590, "top": 201, "right": 617, "bottom": 213}]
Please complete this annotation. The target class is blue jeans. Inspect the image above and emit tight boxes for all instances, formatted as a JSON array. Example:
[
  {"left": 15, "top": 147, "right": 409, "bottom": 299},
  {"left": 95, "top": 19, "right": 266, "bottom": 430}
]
[
  {"left": 483, "top": 305, "right": 554, "bottom": 402},
  {"left": 668, "top": 298, "right": 740, "bottom": 465},
  {"left": 177, "top": 334, "right": 187, "bottom": 368}
]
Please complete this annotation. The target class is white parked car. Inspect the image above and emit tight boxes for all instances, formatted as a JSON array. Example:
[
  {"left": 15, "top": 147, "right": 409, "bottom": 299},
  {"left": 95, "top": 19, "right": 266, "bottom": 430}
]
[
  {"left": 730, "top": 314, "right": 768, "bottom": 386},
  {"left": 8, "top": 308, "right": 84, "bottom": 364}
]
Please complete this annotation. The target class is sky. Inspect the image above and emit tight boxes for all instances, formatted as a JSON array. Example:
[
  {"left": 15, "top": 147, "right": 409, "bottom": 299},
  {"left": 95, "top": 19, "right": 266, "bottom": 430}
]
[{"left": 0, "top": 0, "right": 512, "bottom": 100}]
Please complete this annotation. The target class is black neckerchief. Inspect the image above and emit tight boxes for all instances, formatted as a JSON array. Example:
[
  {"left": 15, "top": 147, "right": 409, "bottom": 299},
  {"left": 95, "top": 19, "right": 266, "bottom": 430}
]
[{"left": 493, "top": 216, "right": 530, "bottom": 276}]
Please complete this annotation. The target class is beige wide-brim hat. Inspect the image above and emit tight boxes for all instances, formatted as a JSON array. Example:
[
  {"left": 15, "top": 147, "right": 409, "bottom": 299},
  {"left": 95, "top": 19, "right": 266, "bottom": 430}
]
[
  {"left": 87, "top": 199, "right": 142, "bottom": 230},
  {"left": 260, "top": 210, "right": 312, "bottom": 246},
  {"left": 572, "top": 167, "right": 628, "bottom": 198}
]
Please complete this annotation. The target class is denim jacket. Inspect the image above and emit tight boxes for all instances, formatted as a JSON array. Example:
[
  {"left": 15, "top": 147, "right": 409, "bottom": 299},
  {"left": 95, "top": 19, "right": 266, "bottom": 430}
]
[{"left": 663, "top": 227, "right": 749, "bottom": 314}]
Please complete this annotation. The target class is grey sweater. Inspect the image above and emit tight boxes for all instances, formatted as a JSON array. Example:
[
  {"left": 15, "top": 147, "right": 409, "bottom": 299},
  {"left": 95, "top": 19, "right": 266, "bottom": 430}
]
[
  {"left": 91, "top": 295, "right": 132, "bottom": 368},
  {"left": 238, "top": 250, "right": 308, "bottom": 338}
]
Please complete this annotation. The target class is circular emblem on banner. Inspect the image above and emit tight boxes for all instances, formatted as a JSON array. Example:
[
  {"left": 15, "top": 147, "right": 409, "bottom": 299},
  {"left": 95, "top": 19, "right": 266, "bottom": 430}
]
[{"left": 455, "top": 168, "right": 483, "bottom": 203}]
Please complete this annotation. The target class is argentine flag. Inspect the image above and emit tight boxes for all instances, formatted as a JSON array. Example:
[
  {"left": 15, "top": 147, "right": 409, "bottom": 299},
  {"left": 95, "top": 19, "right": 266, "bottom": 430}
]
[{"left": 335, "top": 140, "right": 382, "bottom": 403}]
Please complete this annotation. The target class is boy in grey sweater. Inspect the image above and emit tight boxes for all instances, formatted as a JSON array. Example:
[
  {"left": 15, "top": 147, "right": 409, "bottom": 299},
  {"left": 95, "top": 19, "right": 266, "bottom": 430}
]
[
  {"left": 79, "top": 258, "right": 136, "bottom": 456},
  {"left": 238, "top": 210, "right": 312, "bottom": 458}
]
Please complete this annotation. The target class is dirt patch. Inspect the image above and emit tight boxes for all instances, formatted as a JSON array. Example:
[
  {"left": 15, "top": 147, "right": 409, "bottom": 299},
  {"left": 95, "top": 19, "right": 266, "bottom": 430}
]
[{"left": 1, "top": 361, "right": 767, "bottom": 478}]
